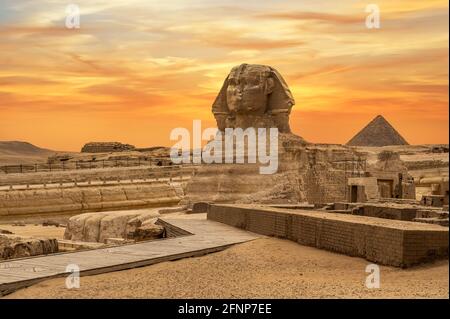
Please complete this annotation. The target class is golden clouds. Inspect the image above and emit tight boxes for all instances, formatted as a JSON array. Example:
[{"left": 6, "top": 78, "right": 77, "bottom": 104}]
[{"left": 0, "top": 0, "right": 448, "bottom": 150}]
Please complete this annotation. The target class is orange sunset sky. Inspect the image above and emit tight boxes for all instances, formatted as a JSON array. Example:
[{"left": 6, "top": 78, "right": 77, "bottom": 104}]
[{"left": 0, "top": 0, "right": 448, "bottom": 151}]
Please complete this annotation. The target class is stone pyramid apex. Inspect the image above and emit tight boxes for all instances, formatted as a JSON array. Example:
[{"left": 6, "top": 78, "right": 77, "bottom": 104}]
[{"left": 346, "top": 115, "right": 409, "bottom": 147}]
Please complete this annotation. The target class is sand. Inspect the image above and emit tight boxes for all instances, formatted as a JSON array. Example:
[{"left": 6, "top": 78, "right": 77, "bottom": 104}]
[
  {"left": 0, "top": 224, "right": 65, "bottom": 240},
  {"left": 0, "top": 141, "right": 57, "bottom": 165},
  {"left": 4, "top": 237, "right": 448, "bottom": 299}
]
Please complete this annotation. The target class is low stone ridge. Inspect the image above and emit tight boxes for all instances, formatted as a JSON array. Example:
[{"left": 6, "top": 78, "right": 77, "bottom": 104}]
[
  {"left": 63, "top": 208, "right": 169, "bottom": 243},
  {"left": 0, "top": 165, "right": 190, "bottom": 186},
  {"left": 81, "top": 142, "right": 136, "bottom": 153},
  {"left": 0, "top": 235, "right": 58, "bottom": 260},
  {"left": 0, "top": 183, "right": 181, "bottom": 219},
  {"left": 347, "top": 115, "right": 409, "bottom": 147}
]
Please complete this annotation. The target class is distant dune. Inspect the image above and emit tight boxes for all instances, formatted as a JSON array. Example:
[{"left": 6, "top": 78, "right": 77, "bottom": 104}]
[{"left": 0, "top": 141, "right": 57, "bottom": 165}]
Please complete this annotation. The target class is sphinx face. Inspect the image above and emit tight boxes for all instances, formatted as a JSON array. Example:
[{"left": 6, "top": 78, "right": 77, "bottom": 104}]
[{"left": 226, "top": 67, "right": 273, "bottom": 115}]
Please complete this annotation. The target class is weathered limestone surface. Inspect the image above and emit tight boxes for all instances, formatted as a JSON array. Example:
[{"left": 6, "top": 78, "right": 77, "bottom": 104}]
[
  {"left": 0, "top": 165, "right": 190, "bottom": 186},
  {"left": 0, "top": 183, "right": 181, "bottom": 218},
  {"left": 63, "top": 208, "right": 166, "bottom": 243},
  {"left": 0, "top": 235, "right": 58, "bottom": 260},
  {"left": 131, "top": 223, "right": 165, "bottom": 241},
  {"left": 212, "top": 64, "right": 299, "bottom": 133},
  {"left": 184, "top": 141, "right": 363, "bottom": 205}
]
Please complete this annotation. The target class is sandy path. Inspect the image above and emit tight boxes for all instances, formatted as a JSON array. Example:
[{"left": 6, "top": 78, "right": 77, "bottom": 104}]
[{"left": 4, "top": 238, "right": 448, "bottom": 299}]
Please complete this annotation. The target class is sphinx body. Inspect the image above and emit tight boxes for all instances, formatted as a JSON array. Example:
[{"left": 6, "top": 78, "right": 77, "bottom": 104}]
[{"left": 182, "top": 64, "right": 364, "bottom": 206}]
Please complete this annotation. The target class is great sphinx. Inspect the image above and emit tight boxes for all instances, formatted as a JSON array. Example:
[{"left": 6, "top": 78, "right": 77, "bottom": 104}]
[
  {"left": 182, "top": 64, "right": 363, "bottom": 206},
  {"left": 212, "top": 63, "right": 296, "bottom": 134}
]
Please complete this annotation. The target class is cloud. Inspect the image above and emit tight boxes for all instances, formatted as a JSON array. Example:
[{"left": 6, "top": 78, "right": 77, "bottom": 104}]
[
  {"left": 201, "top": 36, "right": 304, "bottom": 50},
  {"left": 0, "top": 0, "right": 448, "bottom": 149},
  {"left": 255, "top": 12, "right": 362, "bottom": 24},
  {"left": 0, "top": 76, "right": 58, "bottom": 86}
]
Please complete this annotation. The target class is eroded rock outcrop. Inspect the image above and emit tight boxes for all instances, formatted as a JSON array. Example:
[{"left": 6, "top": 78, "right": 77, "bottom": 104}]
[
  {"left": 64, "top": 208, "right": 167, "bottom": 243},
  {"left": 81, "top": 142, "right": 136, "bottom": 153},
  {"left": 0, "top": 235, "right": 58, "bottom": 260}
]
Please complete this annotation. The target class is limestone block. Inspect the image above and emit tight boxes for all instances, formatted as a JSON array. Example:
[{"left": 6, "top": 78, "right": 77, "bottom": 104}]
[
  {"left": 64, "top": 213, "right": 95, "bottom": 241},
  {"left": 64, "top": 209, "right": 165, "bottom": 243},
  {"left": 141, "top": 217, "right": 158, "bottom": 227},
  {"left": 0, "top": 235, "right": 58, "bottom": 260},
  {"left": 82, "top": 213, "right": 108, "bottom": 242},
  {"left": 132, "top": 224, "right": 164, "bottom": 241},
  {"left": 98, "top": 212, "right": 137, "bottom": 243},
  {"left": 126, "top": 209, "right": 160, "bottom": 234}
]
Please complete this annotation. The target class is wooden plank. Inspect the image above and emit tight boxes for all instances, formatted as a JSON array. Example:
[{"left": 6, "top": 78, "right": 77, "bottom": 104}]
[{"left": 0, "top": 216, "right": 260, "bottom": 296}]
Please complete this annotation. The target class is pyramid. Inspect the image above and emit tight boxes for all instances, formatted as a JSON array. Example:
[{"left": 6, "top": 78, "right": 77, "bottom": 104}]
[{"left": 346, "top": 115, "right": 409, "bottom": 146}]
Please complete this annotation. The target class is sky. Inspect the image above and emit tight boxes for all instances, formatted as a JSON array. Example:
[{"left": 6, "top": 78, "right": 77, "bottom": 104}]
[{"left": 0, "top": 0, "right": 448, "bottom": 151}]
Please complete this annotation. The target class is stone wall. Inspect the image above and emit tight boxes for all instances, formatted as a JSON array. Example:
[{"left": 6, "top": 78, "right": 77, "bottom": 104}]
[
  {"left": 184, "top": 142, "right": 364, "bottom": 205},
  {"left": 352, "top": 204, "right": 418, "bottom": 221},
  {"left": 348, "top": 177, "right": 379, "bottom": 200},
  {"left": 0, "top": 183, "right": 181, "bottom": 221},
  {"left": 0, "top": 166, "right": 190, "bottom": 187},
  {"left": 208, "top": 204, "right": 448, "bottom": 267}
]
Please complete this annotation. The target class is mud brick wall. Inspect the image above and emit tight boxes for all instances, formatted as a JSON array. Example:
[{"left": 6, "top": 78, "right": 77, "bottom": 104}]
[
  {"left": 304, "top": 169, "right": 348, "bottom": 204},
  {"left": 354, "top": 204, "right": 418, "bottom": 221},
  {"left": 208, "top": 204, "right": 449, "bottom": 267},
  {"left": 0, "top": 183, "right": 180, "bottom": 220},
  {"left": 403, "top": 230, "right": 449, "bottom": 265}
]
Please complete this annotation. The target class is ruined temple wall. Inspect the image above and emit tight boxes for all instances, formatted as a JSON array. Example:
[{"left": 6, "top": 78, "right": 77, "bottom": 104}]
[
  {"left": 184, "top": 142, "right": 364, "bottom": 205},
  {"left": 347, "top": 177, "right": 379, "bottom": 200},
  {"left": 354, "top": 205, "right": 418, "bottom": 221},
  {"left": 304, "top": 168, "right": 347, "bottom": 204},
  {"left": 208, "top": 204, "right": 449, "bottom": 267},
  {"left": 184, "top": 164, "right": 308, "bottom": 205},
  {"left": 289, "top": 145, "right": 364, "bottom": 204}
]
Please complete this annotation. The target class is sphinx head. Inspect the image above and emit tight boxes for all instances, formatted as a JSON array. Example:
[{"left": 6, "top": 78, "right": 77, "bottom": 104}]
[
  {"left": 226, "top": 64, "right": 274, "bottom": 115},
  {"left": 212, "top": 64, "right": 295, "bottom": 132}
]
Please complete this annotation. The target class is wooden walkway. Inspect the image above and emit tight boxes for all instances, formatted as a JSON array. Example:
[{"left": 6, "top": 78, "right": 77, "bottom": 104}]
[{"left": 0, "top": 214, "right": 259, "bottom": 296}]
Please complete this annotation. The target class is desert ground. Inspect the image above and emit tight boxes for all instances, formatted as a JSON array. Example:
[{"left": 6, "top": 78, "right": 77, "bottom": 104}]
[
  {"left": 0, "top": 141, "right": 57, "bottom": 165},
  {"left": 0, "top": 141, "right": 448, "bottom": 299},
  {"left": 4, "top": 237, "right": 448, "bottom": 299},
  {"left": 0, "top": 224, "right": 65, "bottom": 240}
]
